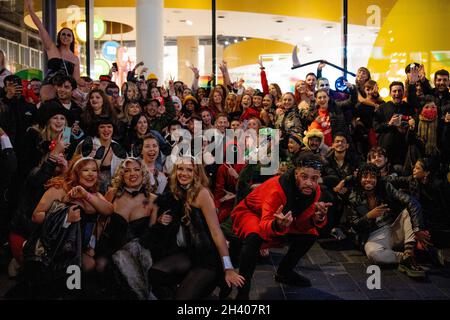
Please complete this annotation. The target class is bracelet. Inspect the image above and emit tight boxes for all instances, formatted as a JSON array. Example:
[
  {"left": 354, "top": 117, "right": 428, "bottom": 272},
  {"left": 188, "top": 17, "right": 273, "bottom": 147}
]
[{"left": 223, "top": 256, "right": 234, "bottom": 270}]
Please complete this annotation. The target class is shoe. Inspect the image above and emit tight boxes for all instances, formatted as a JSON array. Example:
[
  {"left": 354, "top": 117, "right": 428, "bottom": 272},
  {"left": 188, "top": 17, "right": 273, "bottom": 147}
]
[
  {"left": 330, "top": 228, "right": 347, "bottom": 241},
  {"left": 398, "top": 255, "right": 426, "bottom": 278},
  {"left": 274, "top": 270, "right": 312, "bottom": 287},
  {"left": 219, "top": 284, "right": 232, "bottom": 299},
  {"left": 8, "top": 258, "right": 20, "bottom": 278}
]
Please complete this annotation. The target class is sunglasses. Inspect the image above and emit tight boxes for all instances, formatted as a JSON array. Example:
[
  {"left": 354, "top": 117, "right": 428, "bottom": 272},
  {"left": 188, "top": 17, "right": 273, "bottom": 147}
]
[{"left": 60, "top": 32, "right": 73, "bottom": 37}]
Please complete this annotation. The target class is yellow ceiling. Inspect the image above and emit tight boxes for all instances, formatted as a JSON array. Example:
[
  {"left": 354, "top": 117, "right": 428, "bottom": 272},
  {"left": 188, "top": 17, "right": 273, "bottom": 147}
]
[{"left": 31, "top": 0, "right": 398, "bottom": 27}]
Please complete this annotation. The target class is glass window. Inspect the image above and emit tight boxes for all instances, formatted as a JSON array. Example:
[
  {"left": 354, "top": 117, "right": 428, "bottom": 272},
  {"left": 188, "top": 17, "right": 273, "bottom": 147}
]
[
  {"left": 216, "top": 0, "right": 343, "bottom": 93},
  {"left": 348, "top": 0, "right": 450, "bottom": 99}
]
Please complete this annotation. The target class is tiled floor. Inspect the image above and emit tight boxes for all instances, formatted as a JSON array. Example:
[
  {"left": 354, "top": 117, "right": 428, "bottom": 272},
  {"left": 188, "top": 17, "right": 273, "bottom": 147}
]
[{"left": 1, "top": 239, "right": 450, "bottom": 300}]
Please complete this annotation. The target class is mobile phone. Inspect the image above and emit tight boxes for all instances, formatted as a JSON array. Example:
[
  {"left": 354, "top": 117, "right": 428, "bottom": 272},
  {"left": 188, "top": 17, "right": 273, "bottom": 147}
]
[
  {"left": 13, "top": 76, "right": 22, "bottom": 87},
  {"left": 112, "top": 62, "right": 118, "bottom": 71},
  {"left": 62, "top": 126, "right": 71, "bottom": 144}
]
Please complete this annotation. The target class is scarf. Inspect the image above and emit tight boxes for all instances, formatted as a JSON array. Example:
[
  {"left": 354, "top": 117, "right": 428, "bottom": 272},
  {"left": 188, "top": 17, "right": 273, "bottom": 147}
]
[{"left": 418, "top": 115, "right": 438, "bottom": 156}]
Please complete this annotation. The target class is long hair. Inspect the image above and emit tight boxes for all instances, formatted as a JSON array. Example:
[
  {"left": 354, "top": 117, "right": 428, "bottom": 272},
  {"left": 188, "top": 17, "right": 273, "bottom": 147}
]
[
  {"left": 121, "top": 81, "right": 141, "bottom": 104},
  {"left": 208, "top": 87, "right": 225, "bottom": 113},
  {"left": 269, "top": 83, "right": 282, "bottom": 99},
  {"left": 224, "top": 92, "right": 239, "bottom": 114},
  {"left": 111, "top": 158, "right": 152, "bottom": 198},
  {"left": 169, "top": 157, "right": 210, "bottom": 224},
  {"left": 82, "top": 89, "right": 116, "bottom": 130},
  {"left": 123, "top": 101, "right": 142, "bottom": 124},
  {"left": 45, "top": 155, "right": 99, "bottom": 193},
  {"left": 56, "top": 28, "right": 75, "bottom": 53}
]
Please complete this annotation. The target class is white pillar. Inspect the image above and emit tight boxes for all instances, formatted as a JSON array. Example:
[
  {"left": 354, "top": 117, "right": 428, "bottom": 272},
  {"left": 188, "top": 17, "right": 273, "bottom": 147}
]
[
  {"left": 177, "top": 36, "right": 199, "bottom": 84},
  {"left": 136, "top": 0, "right": 164, "bottom": 84}
]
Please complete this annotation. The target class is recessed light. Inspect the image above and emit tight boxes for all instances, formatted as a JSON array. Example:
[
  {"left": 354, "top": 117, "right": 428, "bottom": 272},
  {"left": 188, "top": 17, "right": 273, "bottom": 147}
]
[
  {"left": 218, "top": 15, "right": 225, "bottom": 19},
  {"left": 186, "top": 20, "right": 193, "bottom": 26},
  {"left": 179, "top": 19, "right": 186, "bottom": 23},
  {"left": 173, "top": 10, "right": 182, "bottom": 14},
  {"left": 275, "top": 20, "right": 284, "bottom": 23}
]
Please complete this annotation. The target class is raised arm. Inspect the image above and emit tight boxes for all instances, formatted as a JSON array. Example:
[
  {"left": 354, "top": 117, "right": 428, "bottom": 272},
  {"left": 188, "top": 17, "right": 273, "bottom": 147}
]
[
  {"left": 219, "top": 61, "right": 232, "bottom": 88},
  {"left": 25, "top": 0, "right": 57, "bottom": 54},
  {"left": 189, "top": 65, "right": 200, "bottom": 93},
  {"left": 259, "top": 59, "right": 269, "bottom": 95}
]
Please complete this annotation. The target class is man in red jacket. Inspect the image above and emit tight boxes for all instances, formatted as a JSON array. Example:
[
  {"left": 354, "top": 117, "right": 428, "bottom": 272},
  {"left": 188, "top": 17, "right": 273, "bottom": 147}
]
[{"left": 231, "top": 152, "right": 331, "bottom": 299}]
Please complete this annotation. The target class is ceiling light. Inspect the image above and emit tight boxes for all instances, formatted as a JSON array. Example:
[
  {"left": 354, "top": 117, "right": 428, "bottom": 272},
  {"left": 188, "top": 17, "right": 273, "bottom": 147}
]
[
  {"left": 186, "top": 20, "right": 193, "bottom": 26},
  {"left": 304, "top": 36, "right": 311, "bottom": 42}
]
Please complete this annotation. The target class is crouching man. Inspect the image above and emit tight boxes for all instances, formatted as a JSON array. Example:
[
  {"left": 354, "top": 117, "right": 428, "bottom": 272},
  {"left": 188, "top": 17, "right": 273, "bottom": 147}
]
[
  {"left": 231, "top": 152, "right": 331, "bottom": 299},
  {"left": 347, "top": 163, "right": 428, "bottom": 278}
]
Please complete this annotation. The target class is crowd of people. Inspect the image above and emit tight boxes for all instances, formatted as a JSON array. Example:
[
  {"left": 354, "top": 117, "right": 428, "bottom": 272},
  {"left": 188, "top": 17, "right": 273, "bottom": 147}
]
[{"left": 0, "top": 0, "right": 449, "bottom": 300}]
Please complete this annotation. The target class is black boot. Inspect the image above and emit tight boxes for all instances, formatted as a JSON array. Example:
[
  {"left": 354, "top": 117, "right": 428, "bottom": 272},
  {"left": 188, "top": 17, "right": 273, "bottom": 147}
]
[{"left": 274, "top": 269, "right": 311, "bottom": 287}]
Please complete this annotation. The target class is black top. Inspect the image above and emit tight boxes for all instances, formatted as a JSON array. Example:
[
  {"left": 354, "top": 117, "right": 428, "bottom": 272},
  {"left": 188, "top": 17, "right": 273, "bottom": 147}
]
[
  {"left": 47, "top": 58, "right": 75, "bottom": 78},
  {"left": 183, "top": 207, "right": 220, "bottom": 270}
]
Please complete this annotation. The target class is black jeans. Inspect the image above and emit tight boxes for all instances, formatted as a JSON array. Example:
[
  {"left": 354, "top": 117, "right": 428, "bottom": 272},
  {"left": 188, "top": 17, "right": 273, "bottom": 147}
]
[{"left": 237, "top": 232, "right": 317, "bottom": 298}]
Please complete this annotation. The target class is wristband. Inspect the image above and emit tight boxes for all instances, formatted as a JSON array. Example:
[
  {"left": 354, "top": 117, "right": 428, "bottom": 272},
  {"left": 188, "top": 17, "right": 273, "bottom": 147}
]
[{"left": 222, "top": 256, "right": 234, "bottom": 270}]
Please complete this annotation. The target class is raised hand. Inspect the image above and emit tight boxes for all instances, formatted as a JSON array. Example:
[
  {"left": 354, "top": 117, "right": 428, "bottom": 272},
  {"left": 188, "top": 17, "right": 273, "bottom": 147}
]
[
  {"left": 189, "top": 65, "right": 200, "bottom": 79},
  {"left": 258, "top": 58, "right": 264, "bottom": 69},
  {"left": 418, "top": 64, "right": 426, "bottom": 81},
  {"left": 318, "top": 60, "right": 327, "bottom": 70},
  {"left": 408, "top": 65, "right": 420, "bottom": 84},
  {"left": 274, "top": 205, "right": 293, "bottom": 228}
]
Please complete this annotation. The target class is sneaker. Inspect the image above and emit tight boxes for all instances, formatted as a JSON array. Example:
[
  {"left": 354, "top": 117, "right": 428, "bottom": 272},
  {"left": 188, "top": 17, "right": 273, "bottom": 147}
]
[
  {"left": 274, "top": 270, "right": 312, "bottom": 287},
  {"left": 398, "top": 255, "right": 426, "bottom": 278},
  {"left": 330, "top": 227, "right": 347, "bottom": 241}
]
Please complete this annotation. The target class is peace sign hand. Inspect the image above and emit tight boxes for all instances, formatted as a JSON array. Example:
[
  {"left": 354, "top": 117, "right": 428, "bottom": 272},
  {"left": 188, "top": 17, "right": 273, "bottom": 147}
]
[{"left": 273, "top": 205, "right": 293, "bottom": 228}]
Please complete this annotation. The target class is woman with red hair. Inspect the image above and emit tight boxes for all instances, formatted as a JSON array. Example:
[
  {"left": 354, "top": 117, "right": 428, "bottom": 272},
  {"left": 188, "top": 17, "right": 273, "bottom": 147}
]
[{"left": 32, "top": 156, "right": 113, "bottom": 271}]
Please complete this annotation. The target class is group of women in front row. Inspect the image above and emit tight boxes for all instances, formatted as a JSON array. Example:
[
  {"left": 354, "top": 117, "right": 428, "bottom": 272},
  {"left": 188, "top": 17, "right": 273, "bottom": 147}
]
[{"left": 23, "top": 152, "right": 244, "bottom": 300}]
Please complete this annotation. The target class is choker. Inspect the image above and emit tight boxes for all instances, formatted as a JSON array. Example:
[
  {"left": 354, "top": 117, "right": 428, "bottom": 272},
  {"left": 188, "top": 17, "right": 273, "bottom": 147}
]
[
  {"left": 124, "top": 185, "right": 145, "bottom": 197},
  {"left": 179, "top": 183, "right": 192, "bottom": 190}
]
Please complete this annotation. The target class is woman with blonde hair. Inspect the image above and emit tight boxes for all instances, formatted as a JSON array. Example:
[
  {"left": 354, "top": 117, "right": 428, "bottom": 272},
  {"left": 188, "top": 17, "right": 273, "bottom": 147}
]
[
  {"left": 148, "top": 156, "right": 244, "bottom": 299},
  {"left": 97, "top": 158, "right": 157, "bottom": 260}
]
